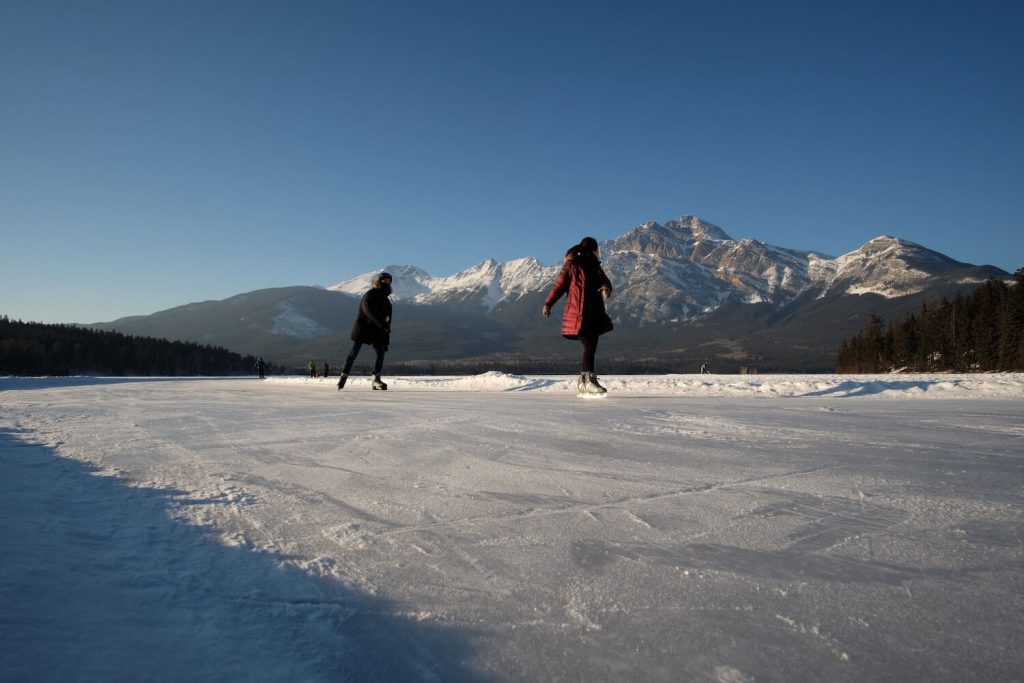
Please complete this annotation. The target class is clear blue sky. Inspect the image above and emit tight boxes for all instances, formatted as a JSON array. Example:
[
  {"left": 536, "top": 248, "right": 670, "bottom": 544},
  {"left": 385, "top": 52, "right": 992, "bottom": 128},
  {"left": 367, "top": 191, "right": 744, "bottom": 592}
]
[{"left": 2, "top": 0, "right": 1022, "bottom": 324}]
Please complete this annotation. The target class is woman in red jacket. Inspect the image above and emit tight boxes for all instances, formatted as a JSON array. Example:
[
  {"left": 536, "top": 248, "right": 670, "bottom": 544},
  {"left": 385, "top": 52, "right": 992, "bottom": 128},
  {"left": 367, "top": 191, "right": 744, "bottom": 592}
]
[{"left": 543, "top": 237, "right": 614, "bottom": 396}]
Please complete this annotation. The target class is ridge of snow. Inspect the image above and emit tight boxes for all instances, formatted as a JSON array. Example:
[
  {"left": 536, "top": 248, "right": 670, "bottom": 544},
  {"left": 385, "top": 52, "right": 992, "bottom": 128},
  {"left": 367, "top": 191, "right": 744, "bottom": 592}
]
[{"left": 260, "top": 371, "right": 1024, "bottom": 397}]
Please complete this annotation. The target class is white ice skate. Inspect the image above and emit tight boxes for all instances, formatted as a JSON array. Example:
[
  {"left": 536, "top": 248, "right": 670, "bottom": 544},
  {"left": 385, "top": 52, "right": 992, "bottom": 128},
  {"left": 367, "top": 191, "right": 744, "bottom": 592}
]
[{"left": 577, "top": 372, "right": 607, "bottom": 399}]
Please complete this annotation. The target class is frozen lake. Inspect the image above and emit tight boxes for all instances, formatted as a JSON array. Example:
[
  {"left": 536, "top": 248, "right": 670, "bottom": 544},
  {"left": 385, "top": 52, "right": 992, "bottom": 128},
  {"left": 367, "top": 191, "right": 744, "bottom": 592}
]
[{"left": 2, "top": 374, "right": 1022, "bottom": 681}]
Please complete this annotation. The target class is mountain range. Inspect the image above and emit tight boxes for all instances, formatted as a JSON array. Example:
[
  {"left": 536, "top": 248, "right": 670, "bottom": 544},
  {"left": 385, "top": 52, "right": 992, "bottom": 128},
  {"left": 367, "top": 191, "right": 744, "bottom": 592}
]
[{"left": 90, "top": 216, "right": 1009, "bottom": 373}]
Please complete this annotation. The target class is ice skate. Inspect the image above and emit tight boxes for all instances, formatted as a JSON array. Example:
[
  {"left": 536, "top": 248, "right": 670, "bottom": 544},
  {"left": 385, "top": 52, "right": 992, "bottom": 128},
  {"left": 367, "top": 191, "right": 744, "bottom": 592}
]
[
  {"left": 371, "top": 375, "right": 388, "bottom": 391},
  {"left": 337, "top": 373, "right": 348, "bottom": 390},
  {"left": 577, "top": 372, "right": 607, "bottom": 398}
]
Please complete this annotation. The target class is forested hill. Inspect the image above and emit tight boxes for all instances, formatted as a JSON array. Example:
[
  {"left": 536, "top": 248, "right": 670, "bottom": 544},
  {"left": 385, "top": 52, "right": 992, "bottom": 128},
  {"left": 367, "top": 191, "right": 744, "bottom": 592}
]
[
  {"left": 837, "top": 270, "right": 1024, "bottom": 373},
  {"left": 0, "top": 316, "right": 263, "bottom": 376}
]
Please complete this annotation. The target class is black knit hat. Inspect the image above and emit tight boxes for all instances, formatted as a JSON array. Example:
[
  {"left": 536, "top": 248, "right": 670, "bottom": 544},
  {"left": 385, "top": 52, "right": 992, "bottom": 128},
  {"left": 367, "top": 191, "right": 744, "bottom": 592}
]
[{"left": 378, "top": 272, "right": 393, "bottom": 282}]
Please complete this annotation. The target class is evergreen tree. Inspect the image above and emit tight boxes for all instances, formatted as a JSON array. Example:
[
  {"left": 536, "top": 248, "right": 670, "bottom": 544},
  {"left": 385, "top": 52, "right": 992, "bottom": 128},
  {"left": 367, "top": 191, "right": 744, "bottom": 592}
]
[
  {"left": 836, "top": 271, "right": 1024, "bottom": 372},
  {"left": 1012, "top": 269, "right": 1024, "bottom": 368},
  {"left": 0, "top": 317, "right": 264, "bottom": 376}
]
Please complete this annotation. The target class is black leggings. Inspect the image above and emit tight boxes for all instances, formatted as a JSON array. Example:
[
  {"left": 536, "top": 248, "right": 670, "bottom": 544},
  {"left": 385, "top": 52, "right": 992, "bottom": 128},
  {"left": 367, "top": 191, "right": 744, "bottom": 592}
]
[
  {"left": 579, "top": 334, "right": 599, "bottom": 373},
  {"left": 343, "top": 341, "right": 385, "bottom": 376}
]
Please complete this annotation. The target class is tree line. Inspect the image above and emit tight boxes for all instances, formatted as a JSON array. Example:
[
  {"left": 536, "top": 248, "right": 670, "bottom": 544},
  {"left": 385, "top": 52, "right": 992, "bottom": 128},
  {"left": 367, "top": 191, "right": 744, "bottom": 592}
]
[
  {"left": 836, "top": 269, "right": 1024, "bottom": 373},
  {"left": 0, "top": 316, "right": 263, "bottom": 376}
]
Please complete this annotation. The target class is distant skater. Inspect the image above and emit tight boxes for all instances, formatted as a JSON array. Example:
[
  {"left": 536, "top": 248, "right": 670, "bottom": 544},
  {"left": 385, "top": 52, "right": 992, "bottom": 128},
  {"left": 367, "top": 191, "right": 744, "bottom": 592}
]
[
  {"left": 323, "top": 362, "right": 330, "bottom": 378},
  {"left": 543, "top": 237, "right": 614, "bottom": 397},
  {"left": 255, "top": 357, "right": 266, "bottom": 379},
  {"left": 338, "top": 272, "right": 393, "bottom": 391},
  {"left": 308, "top": 360, "right": 316, "bottom": 378},
  {"left": 700, "top": 360, "right": 710, "bottom": 374}
]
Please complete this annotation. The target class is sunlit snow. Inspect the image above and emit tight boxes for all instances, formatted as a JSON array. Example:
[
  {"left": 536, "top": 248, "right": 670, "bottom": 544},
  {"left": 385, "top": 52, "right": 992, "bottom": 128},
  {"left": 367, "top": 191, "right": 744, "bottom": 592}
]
[{"left": 2, "top": 373, "right": 1022, "bottom": 681}]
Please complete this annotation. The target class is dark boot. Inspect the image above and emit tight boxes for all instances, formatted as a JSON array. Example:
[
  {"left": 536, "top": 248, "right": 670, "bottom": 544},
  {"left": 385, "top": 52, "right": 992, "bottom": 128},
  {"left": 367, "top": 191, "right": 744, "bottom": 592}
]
[
  {"left": 371, "top": 375, "right": 388, "bottom": 391},
  {"left": 337, "top": 373, "right": 348, "bottom": 390}
]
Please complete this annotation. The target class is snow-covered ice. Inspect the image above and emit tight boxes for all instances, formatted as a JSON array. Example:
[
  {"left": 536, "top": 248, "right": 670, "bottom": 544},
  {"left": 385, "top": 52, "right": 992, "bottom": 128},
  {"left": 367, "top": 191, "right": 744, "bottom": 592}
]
[{"left": 2, "top": 373, "right": 1022, "bottom": 681}]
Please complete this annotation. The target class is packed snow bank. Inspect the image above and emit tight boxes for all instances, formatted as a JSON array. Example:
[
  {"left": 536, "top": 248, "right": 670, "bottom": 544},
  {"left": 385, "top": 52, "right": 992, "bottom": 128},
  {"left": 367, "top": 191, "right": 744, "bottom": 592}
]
[
  {"left": 263, "top": 371, "right": 1024, "bottom": 399},
  {"left": 5, "top": 372, "right": 1024, "bottom": 399}
]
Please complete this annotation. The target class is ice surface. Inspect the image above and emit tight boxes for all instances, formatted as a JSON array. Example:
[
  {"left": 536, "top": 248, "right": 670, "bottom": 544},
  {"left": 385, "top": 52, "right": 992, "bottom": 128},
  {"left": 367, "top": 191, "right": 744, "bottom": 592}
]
[{"left": 2, "top": 374, "right": 1022, "bottom": 681}]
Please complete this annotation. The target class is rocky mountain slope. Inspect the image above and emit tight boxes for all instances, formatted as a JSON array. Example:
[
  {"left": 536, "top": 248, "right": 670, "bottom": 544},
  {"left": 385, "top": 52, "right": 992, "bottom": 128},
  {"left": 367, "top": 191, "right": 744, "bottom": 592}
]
[
  {"left": 330, "top": 216, "right": 1001, "bottom": 325},
  {"left": 90, "top": 216, "right": 1009, "bottom": 371}
]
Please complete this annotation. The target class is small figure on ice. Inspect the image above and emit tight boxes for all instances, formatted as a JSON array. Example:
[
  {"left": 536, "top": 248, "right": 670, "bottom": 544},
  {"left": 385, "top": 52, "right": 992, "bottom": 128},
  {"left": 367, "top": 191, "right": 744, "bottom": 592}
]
[
  {"left": 338, "top": 272, "right": 393, "bottom": 391},
  {"left": 542, "top": 237, "right": 614, "bottom": 398}
]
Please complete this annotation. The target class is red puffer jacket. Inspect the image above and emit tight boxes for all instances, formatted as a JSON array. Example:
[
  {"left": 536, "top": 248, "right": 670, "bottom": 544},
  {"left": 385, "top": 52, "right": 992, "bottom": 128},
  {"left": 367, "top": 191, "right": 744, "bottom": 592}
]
[{"left": 545, "top": 249, "right": 614, "bottom": 339}]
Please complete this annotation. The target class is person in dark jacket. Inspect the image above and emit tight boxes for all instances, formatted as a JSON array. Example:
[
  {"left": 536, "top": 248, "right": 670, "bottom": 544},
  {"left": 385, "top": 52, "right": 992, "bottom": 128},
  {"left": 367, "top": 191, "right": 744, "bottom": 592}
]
[
  {"left": 542, "top": 237, "right": 613, "bottom": 395},
  {"left": 338, "top": 272, "right": 393, "bottom": 391}
]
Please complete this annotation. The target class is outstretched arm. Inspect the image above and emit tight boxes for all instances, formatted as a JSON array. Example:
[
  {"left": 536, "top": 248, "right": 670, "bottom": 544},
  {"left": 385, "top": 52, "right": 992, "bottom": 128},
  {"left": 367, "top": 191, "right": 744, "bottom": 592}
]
[{"left": 544, "top": 266, "right": 571, "bottom": 305}]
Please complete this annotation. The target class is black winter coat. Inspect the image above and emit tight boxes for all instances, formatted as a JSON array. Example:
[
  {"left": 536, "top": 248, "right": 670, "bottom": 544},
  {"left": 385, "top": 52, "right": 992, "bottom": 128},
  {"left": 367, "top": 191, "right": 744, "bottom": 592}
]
[{"left": 350, "top": 285, "right": 393, "bottom": 349}]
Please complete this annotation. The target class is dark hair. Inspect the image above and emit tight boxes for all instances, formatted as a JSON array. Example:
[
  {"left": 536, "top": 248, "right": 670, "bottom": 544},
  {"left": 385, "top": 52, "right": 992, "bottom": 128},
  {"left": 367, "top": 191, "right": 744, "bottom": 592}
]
[{"left": 564, "top": 237, "right": 601, "bottom": 261}]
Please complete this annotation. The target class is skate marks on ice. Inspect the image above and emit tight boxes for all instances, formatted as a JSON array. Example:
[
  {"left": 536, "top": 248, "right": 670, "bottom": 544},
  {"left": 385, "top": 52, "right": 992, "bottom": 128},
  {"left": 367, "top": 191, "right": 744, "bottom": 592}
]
[
  {"left": 565, "top": 483, "right": 1023, "bottom": 681},
  {"left": 570, "top": 486, "right": 1011, "bottom": 585},
  {"left": 948, "top": 518, "right": 1024, "bottom": 547},
  {"left": 0, "top": 428, "right": 483, "bottom": 682},
  {"left": 608, "top": 409, "right": 835, "bottom": 449},
  {"left": 5, "top": 381, "right": 1023, "bottom": 682},
  {"left": 570, "top": 491, "right": 923, "bottom": 586}
]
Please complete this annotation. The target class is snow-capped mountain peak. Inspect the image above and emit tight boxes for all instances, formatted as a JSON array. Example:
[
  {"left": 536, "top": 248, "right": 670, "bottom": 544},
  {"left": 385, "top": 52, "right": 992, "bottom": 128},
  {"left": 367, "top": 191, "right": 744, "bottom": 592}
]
[
  {"left": 610, "top": 216, "right": 731, "bottom": 260},
  {"left": 811, "top": 235, "right": 972, "bottom": 299},
  {"left": 329, "top": 257, "right": 560, "bottom": 310},
  {"left": 326, "top": 215, "right": 1001, "bottom": 324},
  {"left": 328, "top": 265, "right": 432, "bottom": 301},
  {"left": 665, "top": 215, "right": 733, "bottom": 242},
  {"left": 500, "top": 257, "right": 559, "bottom": 297}
]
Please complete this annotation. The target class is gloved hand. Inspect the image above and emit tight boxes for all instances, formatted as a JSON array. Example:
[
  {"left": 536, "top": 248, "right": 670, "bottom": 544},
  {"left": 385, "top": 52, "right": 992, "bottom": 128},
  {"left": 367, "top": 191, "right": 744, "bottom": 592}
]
[
  {"left": 600, "top": 286, "right": 611, "bottom": 300},
  {"left": 542, "top": 304, "right": 551, "bottom": 317}
]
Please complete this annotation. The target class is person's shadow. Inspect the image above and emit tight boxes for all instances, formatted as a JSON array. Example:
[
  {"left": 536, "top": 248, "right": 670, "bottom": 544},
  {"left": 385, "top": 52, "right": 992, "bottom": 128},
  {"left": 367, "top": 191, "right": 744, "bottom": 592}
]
[{"left": 0, "top": 428, "right": 483, "bottom": 682}]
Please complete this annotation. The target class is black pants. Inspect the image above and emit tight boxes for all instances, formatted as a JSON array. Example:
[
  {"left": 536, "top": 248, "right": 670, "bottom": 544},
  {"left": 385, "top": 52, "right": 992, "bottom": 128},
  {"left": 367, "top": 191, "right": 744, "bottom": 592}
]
[
  {"left": 579, "top": 334, "right": 599, "bottom": 373},
  {"left": 343, "top": 341, "right": 385, "bottom": 376}
]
